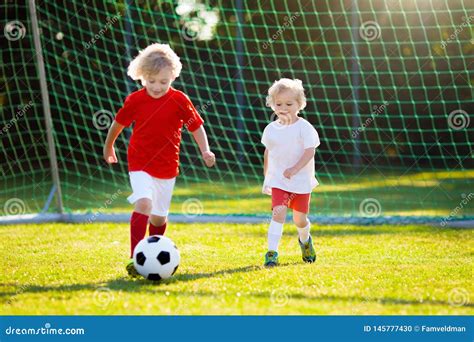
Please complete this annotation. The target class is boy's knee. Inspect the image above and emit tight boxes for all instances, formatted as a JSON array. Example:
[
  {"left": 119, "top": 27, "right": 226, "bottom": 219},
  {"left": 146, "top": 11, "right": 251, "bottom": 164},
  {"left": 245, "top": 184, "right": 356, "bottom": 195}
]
[
  {"left": 293, "top": 217, "right": 309, "bottom": 228},
  {"left": 150, "top": 215, "right": 167, "bottom": 226},
  {"left": 135, "top": 198, "right": 152, "bottom": 215},
  {"left": 272, "top": 206, "right": 287, "bottom": 223}
]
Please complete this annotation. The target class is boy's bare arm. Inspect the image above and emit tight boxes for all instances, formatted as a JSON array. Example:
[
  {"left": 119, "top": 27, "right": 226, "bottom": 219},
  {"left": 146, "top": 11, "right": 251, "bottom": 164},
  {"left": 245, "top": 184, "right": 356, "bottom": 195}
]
[
  {"left": 191, "top": 125, "right": 215, "bottom": 167},
  {"left": 103, "top": 120, "right": 125, "bottom": 164},
  {"left": 283, "top": 148, "right": 315, "bottom": 179}
]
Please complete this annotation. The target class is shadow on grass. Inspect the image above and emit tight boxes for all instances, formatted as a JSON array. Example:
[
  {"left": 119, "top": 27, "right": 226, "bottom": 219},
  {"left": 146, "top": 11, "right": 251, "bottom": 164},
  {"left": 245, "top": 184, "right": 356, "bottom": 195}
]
[
  {"left": 0, "top": 262, "right": 298, "bottom": 299},
  {"left": 248, "top": 291, "right": 474, "bottom": 308},
  {"left": 107, "top": 261, "right": 302, "bottom": 289}
]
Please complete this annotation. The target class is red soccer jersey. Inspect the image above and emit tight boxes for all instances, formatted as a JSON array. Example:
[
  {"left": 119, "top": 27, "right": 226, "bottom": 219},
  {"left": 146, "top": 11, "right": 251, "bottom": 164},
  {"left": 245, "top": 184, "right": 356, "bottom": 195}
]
[{"left": 114, "top": 87, "right": 204, "bottom": 179}]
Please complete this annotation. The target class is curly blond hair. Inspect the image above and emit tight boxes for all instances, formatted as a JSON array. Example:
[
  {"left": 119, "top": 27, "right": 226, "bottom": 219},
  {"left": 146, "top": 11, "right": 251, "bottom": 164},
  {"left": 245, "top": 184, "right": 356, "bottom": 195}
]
[
  {"left": 127, "top": 43, "right": 182, "bottom": 81},
  {"left": 266, "top": 78, "right": 307, "bottom": 110}
]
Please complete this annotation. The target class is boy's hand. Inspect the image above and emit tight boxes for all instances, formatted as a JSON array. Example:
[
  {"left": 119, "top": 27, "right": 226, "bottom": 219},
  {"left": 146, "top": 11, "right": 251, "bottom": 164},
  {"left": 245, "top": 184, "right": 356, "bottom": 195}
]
[
  {"left": 202, "top": 151, "right": 216, "bottom": 167},
  {"left": 283, "top": 166, "right": 298, "bottom": 179},
  {"left": 103, "top": 146, "right": 118, "bottom": 164}
]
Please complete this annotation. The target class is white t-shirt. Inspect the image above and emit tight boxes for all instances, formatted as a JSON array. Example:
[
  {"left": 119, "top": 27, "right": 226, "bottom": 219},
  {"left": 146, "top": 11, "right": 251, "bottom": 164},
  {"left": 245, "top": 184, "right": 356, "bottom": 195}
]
[{"left": 261, "top": 118, "right": 320, "bottom": 195}]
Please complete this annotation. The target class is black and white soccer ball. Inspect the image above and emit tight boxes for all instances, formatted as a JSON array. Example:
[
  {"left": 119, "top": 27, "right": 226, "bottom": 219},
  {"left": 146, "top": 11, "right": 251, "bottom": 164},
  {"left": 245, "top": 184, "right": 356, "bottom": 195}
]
[{"left": 133, "top": 235, "right": 180, "bottom": 281}]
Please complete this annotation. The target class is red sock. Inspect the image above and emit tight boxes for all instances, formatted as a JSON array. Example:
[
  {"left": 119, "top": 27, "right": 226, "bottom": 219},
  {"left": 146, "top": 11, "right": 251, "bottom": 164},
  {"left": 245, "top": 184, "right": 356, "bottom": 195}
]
[
  {"left": 149, "top": 221, "right": 167, "bottom": 236},
  {"left": 130, "top": 211, "right": 149, "bottom": 258}
]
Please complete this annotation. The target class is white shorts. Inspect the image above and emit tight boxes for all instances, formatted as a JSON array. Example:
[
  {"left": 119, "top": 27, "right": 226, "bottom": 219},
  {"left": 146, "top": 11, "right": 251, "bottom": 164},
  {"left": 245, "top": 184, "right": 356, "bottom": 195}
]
[{"left": 127, "top": 171, "right": 176, "bottom": 216}]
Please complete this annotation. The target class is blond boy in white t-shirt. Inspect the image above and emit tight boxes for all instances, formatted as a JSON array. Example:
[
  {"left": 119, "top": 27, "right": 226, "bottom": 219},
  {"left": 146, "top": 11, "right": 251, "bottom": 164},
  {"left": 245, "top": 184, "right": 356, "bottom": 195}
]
[{"left": 261, "top": 78, "right": 320, "bottom": 267}]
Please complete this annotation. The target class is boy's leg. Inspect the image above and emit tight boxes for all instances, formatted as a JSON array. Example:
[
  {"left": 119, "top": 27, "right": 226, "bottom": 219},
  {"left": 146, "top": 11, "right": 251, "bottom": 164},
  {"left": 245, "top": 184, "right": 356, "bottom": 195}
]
[
  {"left": 130, "top": 198, "right": 152, "bottom": 258},
  {"left": 265, "top": 188, "right": 292, "bottom": 267},
  {"left": 269, "top": 188, "right": 292, "bottom": 252},
  {"left": 125, "top": 199, "right": 151, "bottom": 278},
  {"left": 149, "top": 215, "right": 167, "bottom": 235},
  {"left": 149, "top": 177, "right": 176, "bottom": 236},
  {"left": 293, "top": 210, "right": 310, "bottom": 243},
  {"left": 293, "top": 209, "right": 316, "bottom": 263},
  {"left": 268, "top": 205, "right": 287, "bottom": 252},
  {"left": 264, "top": 205, "right": 286, "bottom": 267},
  {"left": 127, "top": 171, "right": 154, "bottom": 259}
]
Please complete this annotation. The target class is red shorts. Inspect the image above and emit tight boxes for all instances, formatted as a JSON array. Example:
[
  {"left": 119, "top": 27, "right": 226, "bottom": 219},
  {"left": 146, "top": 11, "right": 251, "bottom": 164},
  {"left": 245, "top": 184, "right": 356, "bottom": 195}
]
[{"left": 271, "top": 188, "right": 311, "bottom": 214}]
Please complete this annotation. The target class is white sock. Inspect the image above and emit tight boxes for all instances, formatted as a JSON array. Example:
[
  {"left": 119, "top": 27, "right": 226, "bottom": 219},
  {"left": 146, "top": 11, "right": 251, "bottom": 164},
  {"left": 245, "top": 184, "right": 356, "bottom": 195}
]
[
  {"left": 297, "top": 221, "right": 310, "bottom": 244},
  {"left": 268, "top": 220, "right": 283, "bottom": 252}
]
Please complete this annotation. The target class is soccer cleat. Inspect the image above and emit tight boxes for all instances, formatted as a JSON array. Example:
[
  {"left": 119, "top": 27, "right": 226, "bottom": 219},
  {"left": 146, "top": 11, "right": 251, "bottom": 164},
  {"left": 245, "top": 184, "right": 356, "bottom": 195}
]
[
  {"left": 264, "top": 250, "right": 279, "bottom": 267},
  {"left": 298, "top": 235, "right": 316, "bottom": 263},
  {"left": 126, "top": 259, "right": 140, "bottom": 278}
]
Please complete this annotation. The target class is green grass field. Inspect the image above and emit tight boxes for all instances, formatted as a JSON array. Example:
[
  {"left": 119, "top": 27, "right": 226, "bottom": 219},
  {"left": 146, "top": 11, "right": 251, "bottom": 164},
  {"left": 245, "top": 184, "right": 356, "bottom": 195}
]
[{"left": 0, "top": 222, "right": 472, "bottom": 315}]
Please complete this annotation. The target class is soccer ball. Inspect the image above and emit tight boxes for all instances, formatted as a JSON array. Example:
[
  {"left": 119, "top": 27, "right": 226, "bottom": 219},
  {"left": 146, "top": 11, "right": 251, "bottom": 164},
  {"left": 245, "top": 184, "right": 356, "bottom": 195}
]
[{"left": 133, "top": 235, "right": 180, "bottom": 281}]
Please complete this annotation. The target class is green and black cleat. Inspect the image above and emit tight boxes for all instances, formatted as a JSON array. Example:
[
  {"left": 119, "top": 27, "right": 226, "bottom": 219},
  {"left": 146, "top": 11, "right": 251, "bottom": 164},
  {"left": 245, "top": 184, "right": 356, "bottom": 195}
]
[
  {"left": 298, "top": 235, "right": 316, "bottom": 263},
  {"left": 264, "top": 250, "right": 279, "bottom": 267},
  {"left": 126, "top": 259, "right": 140, "bottom": 278}
]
